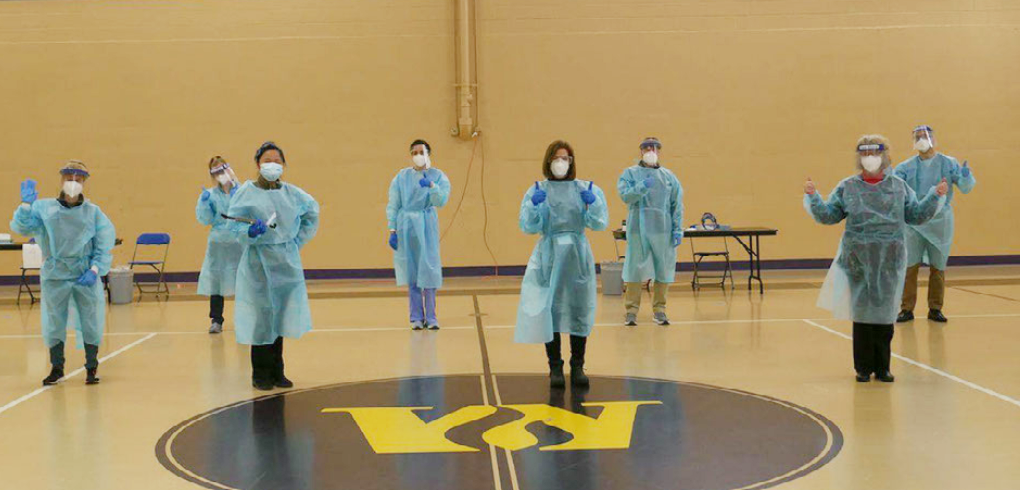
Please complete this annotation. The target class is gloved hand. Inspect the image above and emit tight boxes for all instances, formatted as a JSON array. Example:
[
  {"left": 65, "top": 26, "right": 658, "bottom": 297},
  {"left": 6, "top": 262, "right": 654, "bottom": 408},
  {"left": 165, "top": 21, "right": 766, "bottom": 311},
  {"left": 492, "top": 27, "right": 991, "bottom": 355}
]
[
  {"left": 961, "top": 160, "right": 970, "bottom": 178},
  {"left": 248, "top": 219, "right": 268, "bottom": 238},
  {"left": 20, "top": 180, "right": 38, "bottom": 204},
  {"left": 419, "top": 176, "right": 432, "bottom": 188},
  {"left": 672, "top": 233, "right": 682, "bottom": 248},
  {"left": 531, "top": 182, "right": 546, "bottom": 206},
  {"left": 388, "top": 231, "right": 398, "bottom": 251},
  {"left": 642, "top": 177, "right": 655, "bottom": 189},
  {"left": 76, "top": 268, "right": 98, "bottom": 287},
  {"left": 581, "top": 181, "right": 596, "bottom": 205},
  {"left": 229, "top": 184, "right": 238, "bottom": 196},
  {"left": 200, "top": 189, "right": 211, "bottom": 202}
]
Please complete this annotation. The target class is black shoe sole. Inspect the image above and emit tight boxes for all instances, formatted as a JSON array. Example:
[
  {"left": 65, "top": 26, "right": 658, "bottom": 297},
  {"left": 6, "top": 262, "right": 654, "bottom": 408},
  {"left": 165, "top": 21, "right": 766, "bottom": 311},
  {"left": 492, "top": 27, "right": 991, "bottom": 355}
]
[{"left": 86, "top": 379, "right": 100, "bottom": 385}]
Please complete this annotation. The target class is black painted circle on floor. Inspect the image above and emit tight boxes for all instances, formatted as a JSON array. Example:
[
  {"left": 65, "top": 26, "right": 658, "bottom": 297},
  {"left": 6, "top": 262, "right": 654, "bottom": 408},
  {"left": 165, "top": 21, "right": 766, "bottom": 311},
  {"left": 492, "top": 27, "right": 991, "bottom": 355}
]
[{"left": 156, "top": 375, "right": 842, "bottom": 490}]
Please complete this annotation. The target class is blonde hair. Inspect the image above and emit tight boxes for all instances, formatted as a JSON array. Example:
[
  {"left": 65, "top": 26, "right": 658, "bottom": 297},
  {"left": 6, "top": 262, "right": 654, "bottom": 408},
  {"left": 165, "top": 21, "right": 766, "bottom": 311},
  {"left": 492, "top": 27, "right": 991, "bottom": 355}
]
[{"left": 855, "top": 134, "right": 891, "bottom": 172}]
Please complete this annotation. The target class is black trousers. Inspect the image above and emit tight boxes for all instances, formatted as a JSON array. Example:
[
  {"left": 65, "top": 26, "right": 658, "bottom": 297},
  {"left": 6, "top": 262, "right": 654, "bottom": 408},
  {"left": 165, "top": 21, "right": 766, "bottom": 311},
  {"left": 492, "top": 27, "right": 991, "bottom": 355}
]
[
  {"left": 853, "top": 323, "right": 894, "bottom": 375},
  {"left": 251, "top": 337, "right": 284, "bottom": 383},
  {"left": 209, "top": 295, "right": 225, "bottom": 324},
  {"left": 49, "top": 341, "right": 99, "bottom": 370}
]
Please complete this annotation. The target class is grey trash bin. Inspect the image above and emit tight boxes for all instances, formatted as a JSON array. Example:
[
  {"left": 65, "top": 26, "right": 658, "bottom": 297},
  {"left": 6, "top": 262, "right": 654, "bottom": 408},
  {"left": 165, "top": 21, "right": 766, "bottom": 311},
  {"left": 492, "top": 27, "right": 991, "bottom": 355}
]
[
  {"left": 108, "top": 268, "right": 134, "bottom": 304},
  {"left": 600, "top": 261, "right": 624, "bottom": 296}
]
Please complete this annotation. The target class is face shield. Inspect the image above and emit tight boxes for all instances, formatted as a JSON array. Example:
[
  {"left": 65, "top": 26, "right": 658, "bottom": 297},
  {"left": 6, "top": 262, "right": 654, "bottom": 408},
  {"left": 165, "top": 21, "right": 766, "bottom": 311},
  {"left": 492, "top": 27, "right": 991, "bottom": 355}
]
[{"left": 912, "top": 125, "right": 935, "bottom": 153}]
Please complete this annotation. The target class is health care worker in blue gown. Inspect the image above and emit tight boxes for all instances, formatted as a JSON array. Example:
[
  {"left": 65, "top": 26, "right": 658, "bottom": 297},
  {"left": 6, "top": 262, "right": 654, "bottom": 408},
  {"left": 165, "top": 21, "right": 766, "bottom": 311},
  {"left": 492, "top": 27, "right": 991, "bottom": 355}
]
[
  {"left": 227, "top": 141, "right": 320, "bottom": 391},
  {"left": 617, "top": 136, "right": 683, "bottom": 327},
  {"left": 196, "top": 156, "right": 243, "bottom": 334},
  {"left": 386, "top": 139, "right": 451, "bottom": 331},
  {"left": 516, "top": 140, "right": 609, "bottom": 389},
  {"left": 893, "top": 125, "right": 976, "bottom": 324},
  {"left": 804, "top": 135, "right": 946, "bottom": 384},
  {"left": 12, "top": 160, "right": 115, "bottom": 386}
]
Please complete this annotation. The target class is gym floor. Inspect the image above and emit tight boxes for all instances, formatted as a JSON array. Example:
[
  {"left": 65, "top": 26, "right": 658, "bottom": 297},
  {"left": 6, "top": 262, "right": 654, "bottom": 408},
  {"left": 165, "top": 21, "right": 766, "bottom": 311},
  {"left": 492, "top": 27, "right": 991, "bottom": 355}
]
[{"left": 1, "top": 267, "right": 1018, "bottom": 490}]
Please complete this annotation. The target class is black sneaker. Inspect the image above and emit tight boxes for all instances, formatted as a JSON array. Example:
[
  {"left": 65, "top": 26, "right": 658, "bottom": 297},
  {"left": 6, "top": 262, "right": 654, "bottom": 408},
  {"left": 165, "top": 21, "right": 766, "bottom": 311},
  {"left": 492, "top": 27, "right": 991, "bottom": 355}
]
[
  {"left": 896, "top": 310, "right": 914, "bottom": 323},
  {"left": 856, "top": 372, "right": 871, "bottom": 383},
  {"left": 927, "top": 310, "right": 948, "bottom": 323},
  {"left": 85, "top": 369, "right": 101, "bottom": 385},
  {"left": 42, "top": 367, "right": 64, "bottom": 386},
  {"left": 252, "top": 379, "right": 275, "bottom": 391},
  {"left": 876, "top": 372, "right": 896, "bottom": 383}
]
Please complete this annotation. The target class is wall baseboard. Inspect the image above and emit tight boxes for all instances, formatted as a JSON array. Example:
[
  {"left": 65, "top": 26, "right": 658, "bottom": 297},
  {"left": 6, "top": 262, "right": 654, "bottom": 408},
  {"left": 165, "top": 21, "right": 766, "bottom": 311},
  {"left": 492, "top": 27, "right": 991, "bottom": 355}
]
[{"left": 5, "top": 255, "right": 1019, "bottom": 286}]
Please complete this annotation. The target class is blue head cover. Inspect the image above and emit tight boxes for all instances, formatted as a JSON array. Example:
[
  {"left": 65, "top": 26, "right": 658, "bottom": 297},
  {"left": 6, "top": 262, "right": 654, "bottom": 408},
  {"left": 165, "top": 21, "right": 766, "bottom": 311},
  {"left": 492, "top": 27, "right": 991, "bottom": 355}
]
[{"left": 913, "top": 125, "right": 934, "bottom": 134}]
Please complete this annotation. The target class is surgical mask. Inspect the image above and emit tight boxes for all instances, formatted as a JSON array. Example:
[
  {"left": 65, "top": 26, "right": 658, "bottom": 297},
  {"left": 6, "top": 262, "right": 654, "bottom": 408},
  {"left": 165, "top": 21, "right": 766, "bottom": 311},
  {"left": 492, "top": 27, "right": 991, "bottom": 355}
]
[
  {"left": 412, "top": 154, "right": 431, "bottom": 169},
  {"left": 913, "top": 138, "right": 932, "bottom": 152},
  {"left": 861, "top": 155, "right": 883, "bottom": 173},
  {"left": 259, "top": 162, "right": 284, "bottom": 181},
  {"left": 215, "top": 173, "right": 231, "bottom": 185},
  {"left": 642, "top": 152, "right": 659, "bottom": 167},
  {"left": 62, "top": 181, "right": 83, "bottom": 198},
  {"left": 550, "top": 158, "right": 570, "bottom": 178}
]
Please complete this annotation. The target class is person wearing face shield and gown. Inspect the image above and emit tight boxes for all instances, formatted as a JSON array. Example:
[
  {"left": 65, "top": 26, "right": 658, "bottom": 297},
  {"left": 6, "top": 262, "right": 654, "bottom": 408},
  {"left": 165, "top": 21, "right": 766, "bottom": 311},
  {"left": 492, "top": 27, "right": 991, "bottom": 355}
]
[
  {"left": 11, "top": 160, "right": 116, "bottom": 386},
  {"left": 386, "top": 139, "right": 451, "bottom": 331},
  {"left": 804, "top": 135, "right": 947, "bottom": 383},
  {"left": 617, "top": 137, "right": 684, "bottom": 327},
  {"left": 516, "top": 140, "right": 609, "bottom": 389},
  {"left": 227, "top": 141, "right": 320, "bottom": 391},
  {"left": 196, "top": 156, "right": 243, "bottom": 334},
  {"left": 893, "top": 125, "right": 976, "bottom": 324}
]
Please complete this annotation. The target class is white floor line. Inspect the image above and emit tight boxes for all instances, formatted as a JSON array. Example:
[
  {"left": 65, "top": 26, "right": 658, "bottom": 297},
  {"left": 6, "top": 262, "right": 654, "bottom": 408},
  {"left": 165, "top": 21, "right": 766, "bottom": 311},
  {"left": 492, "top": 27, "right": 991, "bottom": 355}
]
[
  {"left": 0, "top": 312, "right": 1016, "bottom": 340},
  {"left": 489, "top": 375, "right": 521, "bottom": 490},
  {"left": 802, "top": 320, "right": 1020, "bottom": 409},
  {"left": 0, "top": 333, "right": 158, "bottom": 416}
]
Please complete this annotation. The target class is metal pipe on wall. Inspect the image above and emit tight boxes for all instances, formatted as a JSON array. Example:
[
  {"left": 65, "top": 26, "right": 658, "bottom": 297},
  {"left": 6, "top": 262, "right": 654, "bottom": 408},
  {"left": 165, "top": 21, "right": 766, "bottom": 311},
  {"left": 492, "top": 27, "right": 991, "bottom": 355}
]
[{"left": 454, "top": 0, "right": 477, "bottom": 139}]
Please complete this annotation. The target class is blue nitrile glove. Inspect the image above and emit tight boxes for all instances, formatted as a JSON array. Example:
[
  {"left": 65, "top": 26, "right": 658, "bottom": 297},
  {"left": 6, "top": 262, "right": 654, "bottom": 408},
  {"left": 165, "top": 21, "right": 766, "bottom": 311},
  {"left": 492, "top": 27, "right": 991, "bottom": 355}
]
[
  {"left": 672, "top": 233, "right": 682, "bottom": 248},
  {"left": 961, "top": 160, "right": 971, "bottom": 178},
  {"left": 642, "top": 177, "right": 655, "bottom": 189},
  {"left": 248, "top": 219, "right": 268, "bottom": 238},
  {"left": 388, "top": 231, "right": 398, "bottom": 251},
  {"left": 581, "top": 181, "right": 596, "bottom": 205},
  {"left": 20, "top": 180, "right": 38, "bottom": 204},
  {"left": 531, "top": 182, "right": 547, "bottom": 206},
  {"left": 200, "top": 189, "right": 211, "bottom": 202},
  {"left": 229, "top": 184, "right": 238, "bottom": 196},
  {"left": 76, "top": 268, "right": 98, "bottom": 286},
  {"left": 419, "top": 176, "right": 431, "bottom": 188}
]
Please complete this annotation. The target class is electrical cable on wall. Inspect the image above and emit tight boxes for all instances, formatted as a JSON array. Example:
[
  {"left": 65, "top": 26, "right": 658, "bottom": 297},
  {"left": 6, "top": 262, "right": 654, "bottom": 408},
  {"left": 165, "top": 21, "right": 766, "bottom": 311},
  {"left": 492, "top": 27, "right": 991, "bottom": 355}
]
[{"left": 439, "top": 136, "right": 478, "bottom": 242}]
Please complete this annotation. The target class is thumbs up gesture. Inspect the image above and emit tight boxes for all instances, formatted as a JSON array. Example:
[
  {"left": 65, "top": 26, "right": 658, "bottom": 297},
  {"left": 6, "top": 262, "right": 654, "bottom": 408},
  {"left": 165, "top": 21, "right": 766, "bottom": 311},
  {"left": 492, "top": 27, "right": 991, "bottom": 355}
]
[
  {"left": 530, "top": 182, "right": 547, "bottom": 206},
  {"left": 804, "top": 178, "right": 816, "bottom": 195},
  {"left": 580, "top": 181, "right": 597, "bottom": 205},
  {"left": 935, "top": 178, "right": 949, "bottom": 196}
]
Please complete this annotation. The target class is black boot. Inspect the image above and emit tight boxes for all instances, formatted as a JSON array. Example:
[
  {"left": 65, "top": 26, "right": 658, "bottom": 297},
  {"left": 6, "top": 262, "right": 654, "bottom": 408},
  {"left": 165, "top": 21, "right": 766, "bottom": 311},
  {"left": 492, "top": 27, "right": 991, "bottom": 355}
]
[
  {"left": 42, "top": 366, "right": 64, "bottom": 386},
  {"left": 569, "top": 335, "right": 589, "bottom": 388},
  {"left": 43, "top": 342, "right": 65, "bottom": 386},
  {"left": 84, "top": 344, "right": 101, "bottom": 385},
  {"left": 545, "top": 335, "right": 565, "bottom": 389},
  {"left": 876, "top": 371, "right": 896, "bottom": 383},
  {"left": 273, "top": 337, "right": 293, "bottom": 388},
  {"left": 855, "top": 372, "right": 871, "bottom": 382},
  {"left": 251, "top": 344, "right": 275, "bottom": 391}
]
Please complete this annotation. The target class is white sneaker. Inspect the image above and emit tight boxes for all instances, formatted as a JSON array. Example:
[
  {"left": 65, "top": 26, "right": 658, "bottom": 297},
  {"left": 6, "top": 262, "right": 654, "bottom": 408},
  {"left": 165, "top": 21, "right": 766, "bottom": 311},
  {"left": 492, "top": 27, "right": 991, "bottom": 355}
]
[
  {"left": 411, "top": 321, "right": 425, "bottom": 331},
  {"left": 624, "top": 314, "right": 637, "bottom": 326},
  {"left": 653, "top": 312, "right": 670, "bottom": 326},
  {"left": 208, "top": 322, "right": 223, "bottom": 334}
]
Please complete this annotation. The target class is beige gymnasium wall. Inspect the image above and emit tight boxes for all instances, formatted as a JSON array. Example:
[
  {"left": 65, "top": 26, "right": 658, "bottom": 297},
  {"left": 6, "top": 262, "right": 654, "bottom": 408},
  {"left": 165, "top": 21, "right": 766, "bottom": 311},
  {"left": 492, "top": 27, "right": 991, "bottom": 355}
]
[{"left": 0, "top": 0, "right": 1017, "bottom": 277}]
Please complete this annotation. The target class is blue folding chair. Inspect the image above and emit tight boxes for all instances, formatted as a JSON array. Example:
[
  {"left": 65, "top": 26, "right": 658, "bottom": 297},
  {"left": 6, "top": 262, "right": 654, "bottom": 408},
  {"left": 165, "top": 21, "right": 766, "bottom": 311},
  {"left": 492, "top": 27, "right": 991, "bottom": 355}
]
[{"left": 129, "top": 233, "right": 171, "bottom": 299}]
